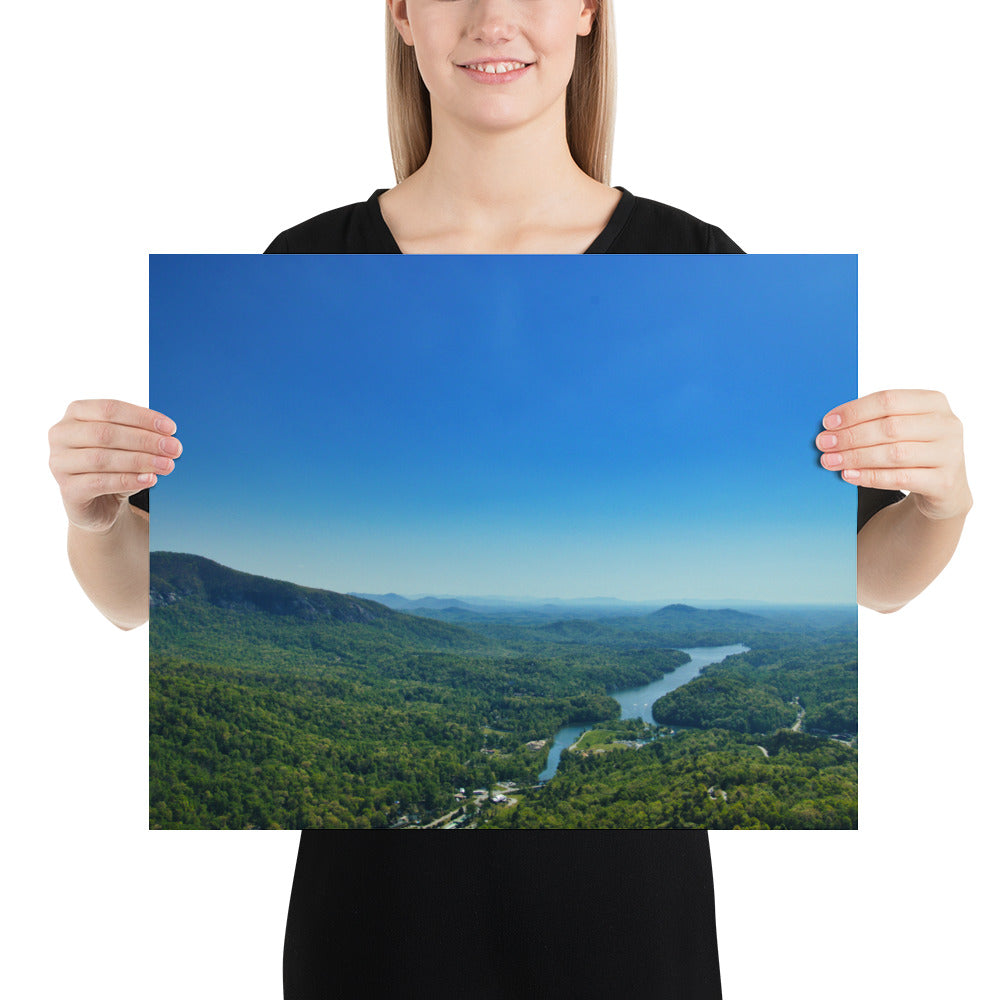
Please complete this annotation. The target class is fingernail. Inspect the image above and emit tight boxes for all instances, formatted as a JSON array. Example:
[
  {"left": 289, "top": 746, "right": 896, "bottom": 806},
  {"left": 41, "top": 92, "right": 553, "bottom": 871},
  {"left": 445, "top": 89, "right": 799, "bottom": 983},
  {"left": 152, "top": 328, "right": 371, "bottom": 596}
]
[
  {"left": 154, "top": 456, "right": 173, "bottom": 473},
  {"left": 155, "top": 418, "right": 176, "bottom": 434},
  {"left": 817, "top": 433, "right": 838, "bottom": 449},
  {"left": 823, "top": 453, "right": 844, "bottom": 468},
  {"left": 138, "top": 473, "right": 155, "bottom": 485},
  {"left": 823, "top": 414, "right": 843, "bottom": 429},
  {"left": 843, "top": 469, "right": 860, "bottom": 481},
  {"left": 159, "top": 437, "right": 179, "bottom": 455}
]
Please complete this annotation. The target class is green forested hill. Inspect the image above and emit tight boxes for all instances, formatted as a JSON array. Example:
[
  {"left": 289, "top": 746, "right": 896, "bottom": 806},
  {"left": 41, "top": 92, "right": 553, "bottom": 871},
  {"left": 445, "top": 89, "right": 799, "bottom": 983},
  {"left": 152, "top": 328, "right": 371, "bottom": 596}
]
[
  {"left": 478, "top": 635, "right": 859, "bottom": 830},
  {"left": 149, "top": 553, "right": 856, "bottom": 830},
  {"left": 151, "top": 552, "right": 478, "bottom": 648},
  {"left": 646, "top": 603, "right": 764, "bottom": 628},
  {"left": 150, "top": 554, "right": 689, "bottom": 828},
  {"left": 652, "top": 641, "right": 858, "bottom": 736}
]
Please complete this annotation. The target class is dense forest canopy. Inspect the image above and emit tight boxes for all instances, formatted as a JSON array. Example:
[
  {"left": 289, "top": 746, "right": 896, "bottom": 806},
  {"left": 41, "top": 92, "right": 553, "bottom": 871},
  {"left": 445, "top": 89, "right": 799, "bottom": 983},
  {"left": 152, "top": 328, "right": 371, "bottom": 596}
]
[{"left": 150, "top": 553, "right": 857, "bottom": 830}]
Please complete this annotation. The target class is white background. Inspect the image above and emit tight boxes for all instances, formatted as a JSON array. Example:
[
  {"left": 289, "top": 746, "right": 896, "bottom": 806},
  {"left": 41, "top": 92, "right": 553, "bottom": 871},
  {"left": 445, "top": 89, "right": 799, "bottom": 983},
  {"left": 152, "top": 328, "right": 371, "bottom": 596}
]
[{"left": 4, "top": 3, "right": 997, "bottom": 997}]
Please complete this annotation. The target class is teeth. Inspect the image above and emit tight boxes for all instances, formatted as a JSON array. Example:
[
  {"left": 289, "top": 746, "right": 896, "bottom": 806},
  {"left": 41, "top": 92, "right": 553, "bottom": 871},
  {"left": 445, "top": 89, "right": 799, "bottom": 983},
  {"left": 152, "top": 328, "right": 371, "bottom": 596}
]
[{"left": 467, "top": 61, "right": 526, "bottom": 74}]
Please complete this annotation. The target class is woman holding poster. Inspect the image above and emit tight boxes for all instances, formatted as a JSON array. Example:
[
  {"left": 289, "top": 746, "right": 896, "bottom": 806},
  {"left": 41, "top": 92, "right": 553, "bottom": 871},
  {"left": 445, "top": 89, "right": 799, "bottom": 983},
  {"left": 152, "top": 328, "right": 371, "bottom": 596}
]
[{"left": 45, "top": 2, "right": 971, "bottom": 999}]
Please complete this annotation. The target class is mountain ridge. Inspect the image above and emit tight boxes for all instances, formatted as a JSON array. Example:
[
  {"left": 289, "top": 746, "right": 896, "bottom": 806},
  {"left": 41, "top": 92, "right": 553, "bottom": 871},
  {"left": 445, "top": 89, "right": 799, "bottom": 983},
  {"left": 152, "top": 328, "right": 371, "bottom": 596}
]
[
  {"left": 150, "top": 551, "right": 397, "bottom": 623},
  {"left": 647, "top": 603, "right": 765, "bottom": 626}
]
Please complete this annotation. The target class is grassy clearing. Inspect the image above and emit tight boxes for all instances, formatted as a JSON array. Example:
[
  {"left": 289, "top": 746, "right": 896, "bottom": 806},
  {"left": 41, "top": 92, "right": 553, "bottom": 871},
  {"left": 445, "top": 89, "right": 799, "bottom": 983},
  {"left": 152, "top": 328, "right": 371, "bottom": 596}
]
[{"left": 571, "top": 729, "right": 621, "bottom": 752}]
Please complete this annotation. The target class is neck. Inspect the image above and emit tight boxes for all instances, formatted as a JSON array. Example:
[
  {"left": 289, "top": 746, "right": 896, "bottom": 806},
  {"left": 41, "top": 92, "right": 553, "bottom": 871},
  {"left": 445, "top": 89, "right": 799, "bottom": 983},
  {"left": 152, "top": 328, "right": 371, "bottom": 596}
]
[
  {"left": 380, "top": 95, "right": 618, "bottom": 252},
  {"left": 410, "top": 100, "right": 591, "bottom": 221}
]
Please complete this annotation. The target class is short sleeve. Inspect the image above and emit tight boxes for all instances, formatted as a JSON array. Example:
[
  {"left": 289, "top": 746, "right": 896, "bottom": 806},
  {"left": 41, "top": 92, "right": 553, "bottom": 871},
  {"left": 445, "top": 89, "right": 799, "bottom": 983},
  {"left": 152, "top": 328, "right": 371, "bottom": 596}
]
[
  {"left": 857, "top": 486, "right": 904, "bottom": 532},
  {"left": 264, "top": 232, "right": 290, "bottom": 254},
  {"left": 705, "top": 224, "right": 743, "bottom": 254}
]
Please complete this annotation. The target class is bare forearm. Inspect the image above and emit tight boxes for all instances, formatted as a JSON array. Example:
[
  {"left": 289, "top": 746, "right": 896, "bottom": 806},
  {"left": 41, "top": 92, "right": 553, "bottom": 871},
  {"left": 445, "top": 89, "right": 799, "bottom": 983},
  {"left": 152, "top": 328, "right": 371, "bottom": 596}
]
[
  {"left": 857, "top": 493, "right": 971, "bottom": 613},
  {"left": 67, "top": 505, "right": 150, "bottom": 629}
]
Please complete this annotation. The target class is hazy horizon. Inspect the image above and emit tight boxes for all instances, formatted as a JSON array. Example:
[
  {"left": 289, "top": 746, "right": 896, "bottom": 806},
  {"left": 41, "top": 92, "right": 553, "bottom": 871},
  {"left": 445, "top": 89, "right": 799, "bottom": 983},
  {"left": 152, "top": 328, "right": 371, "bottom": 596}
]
[{"left": 152, "top": 548, "right": 856, "bottom": 611}]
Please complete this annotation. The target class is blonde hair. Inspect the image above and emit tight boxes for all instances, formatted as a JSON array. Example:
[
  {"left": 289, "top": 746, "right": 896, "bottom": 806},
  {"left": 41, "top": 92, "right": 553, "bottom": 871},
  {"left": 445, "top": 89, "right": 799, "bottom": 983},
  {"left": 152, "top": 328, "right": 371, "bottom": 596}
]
[{"left": 385, "top": 2, "right": 617, "bottom": 184}]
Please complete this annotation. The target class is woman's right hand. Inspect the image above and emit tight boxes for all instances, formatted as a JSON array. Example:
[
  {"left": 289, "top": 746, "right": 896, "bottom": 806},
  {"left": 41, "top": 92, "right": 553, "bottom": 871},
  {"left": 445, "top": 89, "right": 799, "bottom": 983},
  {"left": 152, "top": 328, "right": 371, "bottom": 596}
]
[{"left": 48, "top": 399, "right": 181, "bottom": 532}]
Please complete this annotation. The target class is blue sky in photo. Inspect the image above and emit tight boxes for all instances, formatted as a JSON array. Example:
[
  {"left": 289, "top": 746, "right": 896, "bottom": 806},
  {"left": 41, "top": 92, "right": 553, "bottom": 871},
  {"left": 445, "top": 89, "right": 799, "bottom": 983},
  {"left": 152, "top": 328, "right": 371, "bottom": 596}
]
[{"left": 149, "top": 254, "right": 856, "bottom": 604}]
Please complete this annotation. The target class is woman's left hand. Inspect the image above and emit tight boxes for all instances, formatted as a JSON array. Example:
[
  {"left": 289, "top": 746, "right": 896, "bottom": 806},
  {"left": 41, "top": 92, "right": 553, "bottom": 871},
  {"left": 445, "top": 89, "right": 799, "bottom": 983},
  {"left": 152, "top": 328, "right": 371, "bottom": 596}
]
[{"left": 816, "top": 389, "right": 972, "bottom": 521}]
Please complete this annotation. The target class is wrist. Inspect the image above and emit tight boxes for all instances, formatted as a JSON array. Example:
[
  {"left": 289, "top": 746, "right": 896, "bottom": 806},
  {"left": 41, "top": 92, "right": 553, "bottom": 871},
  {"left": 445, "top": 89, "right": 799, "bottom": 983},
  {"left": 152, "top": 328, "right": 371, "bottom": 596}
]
[
  {"left": 65, "top": 496, "right": 128, "bottom": 536},
  {"left": 912, "top": 485, "right": 973, "bottom": 523}
]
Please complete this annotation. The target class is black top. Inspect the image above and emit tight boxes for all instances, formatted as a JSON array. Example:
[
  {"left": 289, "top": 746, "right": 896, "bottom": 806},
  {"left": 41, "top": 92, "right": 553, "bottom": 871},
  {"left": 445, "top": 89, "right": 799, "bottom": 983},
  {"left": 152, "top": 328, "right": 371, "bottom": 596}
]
[
  {"left": 265, "top": 187, "right": 743, "bottom": 255},
  {"left": 858, "top": 485, "right": 906, "bottom": 531}
]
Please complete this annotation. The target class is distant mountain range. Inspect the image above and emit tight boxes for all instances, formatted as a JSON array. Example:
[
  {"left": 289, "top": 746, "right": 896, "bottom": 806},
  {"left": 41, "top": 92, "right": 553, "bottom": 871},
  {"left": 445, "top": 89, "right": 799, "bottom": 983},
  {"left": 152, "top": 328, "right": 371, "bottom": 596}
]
[
  {"left": 151, "top": 554, "right": 768, "bottom": 633},
  {"left": 354, "top": 593, "right": 484, "bottom": 613},
  {"left": 352, "top": 591, "right": 844, "bottom": 615},
  {"left": 351, "top": 592, "right": 651, "bottom": 613},
  {"left": 150, "top": 552, "right": 794, "bottom": 658},
  {"left": 148, "top": 552, "right": 856, "bottom": 830}
]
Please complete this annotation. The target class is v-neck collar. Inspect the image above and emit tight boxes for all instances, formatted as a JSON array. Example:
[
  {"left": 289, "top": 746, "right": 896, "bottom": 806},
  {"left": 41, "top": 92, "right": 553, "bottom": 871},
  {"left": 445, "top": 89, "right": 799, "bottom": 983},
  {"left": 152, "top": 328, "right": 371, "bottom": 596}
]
[{"left": 365, "top": 187, "right": 635, "bottom": 254}]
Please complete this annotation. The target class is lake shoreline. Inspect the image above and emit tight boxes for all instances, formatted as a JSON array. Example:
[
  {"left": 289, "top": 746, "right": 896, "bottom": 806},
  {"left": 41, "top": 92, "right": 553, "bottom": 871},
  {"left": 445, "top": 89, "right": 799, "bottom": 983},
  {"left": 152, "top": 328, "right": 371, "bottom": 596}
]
[{"left": 537, "top": 643, "right": 750, "bottom": 783}]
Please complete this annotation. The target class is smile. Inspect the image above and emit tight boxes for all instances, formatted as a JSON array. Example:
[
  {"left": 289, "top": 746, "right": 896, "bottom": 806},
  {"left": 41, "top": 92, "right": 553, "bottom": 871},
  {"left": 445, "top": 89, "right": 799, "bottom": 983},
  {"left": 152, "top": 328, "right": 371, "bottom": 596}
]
[{"left": 462, "top": 61, "right": 529, "bottom": 75}]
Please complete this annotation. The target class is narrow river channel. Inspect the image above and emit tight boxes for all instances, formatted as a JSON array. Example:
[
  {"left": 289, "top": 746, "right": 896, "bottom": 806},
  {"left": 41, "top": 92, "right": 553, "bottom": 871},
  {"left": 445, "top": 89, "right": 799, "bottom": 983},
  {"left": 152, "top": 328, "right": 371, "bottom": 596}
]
[{"left": 537, "top": 644, "right": 749, "bottom": 783}]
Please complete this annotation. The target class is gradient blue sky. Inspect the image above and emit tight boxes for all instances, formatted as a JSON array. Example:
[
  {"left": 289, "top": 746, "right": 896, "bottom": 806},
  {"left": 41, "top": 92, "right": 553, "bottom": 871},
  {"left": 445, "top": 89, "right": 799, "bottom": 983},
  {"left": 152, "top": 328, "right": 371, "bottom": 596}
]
[{"left": 149, "top": 255, "right": 856, "bottom": 603}]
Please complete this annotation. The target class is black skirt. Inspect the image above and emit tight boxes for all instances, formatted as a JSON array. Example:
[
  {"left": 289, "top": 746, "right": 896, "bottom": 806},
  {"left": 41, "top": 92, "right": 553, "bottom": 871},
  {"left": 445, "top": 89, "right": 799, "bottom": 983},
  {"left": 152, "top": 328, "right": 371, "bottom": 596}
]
[{"left": 284, "top": 829, "right": 723, "bottom": 999}]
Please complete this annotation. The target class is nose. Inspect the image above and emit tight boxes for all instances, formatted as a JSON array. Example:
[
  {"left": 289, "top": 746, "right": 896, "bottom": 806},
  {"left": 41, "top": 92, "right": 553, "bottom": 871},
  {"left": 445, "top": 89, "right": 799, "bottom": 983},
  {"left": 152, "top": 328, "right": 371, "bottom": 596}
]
[{"left": 468, "top": 0, "right": 517, "bottom": 46}]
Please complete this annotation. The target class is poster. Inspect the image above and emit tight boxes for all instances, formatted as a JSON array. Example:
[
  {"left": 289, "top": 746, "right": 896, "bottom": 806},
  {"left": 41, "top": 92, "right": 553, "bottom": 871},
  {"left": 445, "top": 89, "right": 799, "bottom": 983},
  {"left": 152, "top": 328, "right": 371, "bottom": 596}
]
[{"left": 149, "top": 253, "right": 857, "bottom": 831}]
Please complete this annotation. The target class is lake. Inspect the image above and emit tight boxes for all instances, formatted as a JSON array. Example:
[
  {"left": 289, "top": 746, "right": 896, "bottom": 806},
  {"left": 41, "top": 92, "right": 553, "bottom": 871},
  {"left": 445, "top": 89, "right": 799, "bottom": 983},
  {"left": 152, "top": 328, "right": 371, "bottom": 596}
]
[{"left": 537, "top": 644, "right": 750, "bottom": 783}]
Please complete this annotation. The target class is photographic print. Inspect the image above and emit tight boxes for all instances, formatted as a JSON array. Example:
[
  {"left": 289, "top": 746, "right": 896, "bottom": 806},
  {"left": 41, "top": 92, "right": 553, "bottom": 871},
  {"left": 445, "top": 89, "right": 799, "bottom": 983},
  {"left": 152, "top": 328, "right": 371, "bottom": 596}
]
[{"left": 149, "top": 254, "right": 857, "bottom": 830}]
